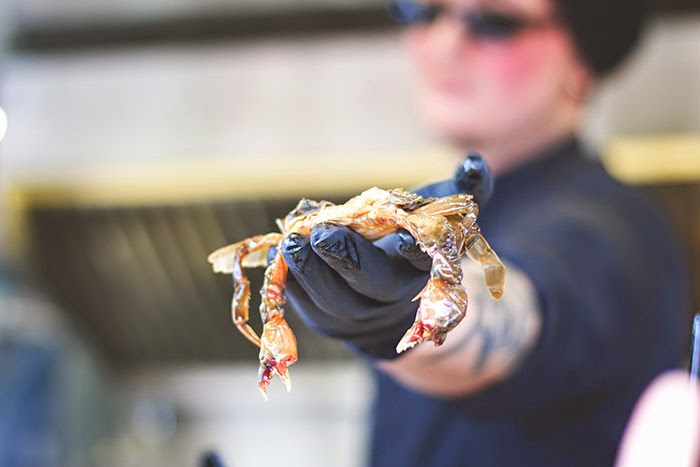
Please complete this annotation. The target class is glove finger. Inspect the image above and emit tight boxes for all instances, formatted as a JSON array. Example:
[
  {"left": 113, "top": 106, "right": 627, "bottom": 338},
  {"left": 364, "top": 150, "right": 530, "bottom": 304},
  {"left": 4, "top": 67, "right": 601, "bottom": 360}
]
[
  {"left": 285, "top": 275, "right": 419, "bottom": 340},
  {"left": 281, "top": 232, "right": 389, "bottom": 319},
  {"left": 454, "top": 152, "right": 494, "bottom": 206},
  {"left": 372, "top": 230, "right": 431, "bottom": 272},
  {"left": 284, "top": 276, "right": 362, "bottom": 336},
  {"left": 414, "top": 153, "right": 493, "bottom": 206},
  {"left": 309, "top": 223, "right": 427, "bottom": 302}
]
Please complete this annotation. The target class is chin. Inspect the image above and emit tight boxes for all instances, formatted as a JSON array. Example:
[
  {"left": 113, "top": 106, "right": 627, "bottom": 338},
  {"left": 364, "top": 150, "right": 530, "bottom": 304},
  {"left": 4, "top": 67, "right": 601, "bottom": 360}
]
[{"left": 422, "top": 99, "right": 488, "bottom": 143}]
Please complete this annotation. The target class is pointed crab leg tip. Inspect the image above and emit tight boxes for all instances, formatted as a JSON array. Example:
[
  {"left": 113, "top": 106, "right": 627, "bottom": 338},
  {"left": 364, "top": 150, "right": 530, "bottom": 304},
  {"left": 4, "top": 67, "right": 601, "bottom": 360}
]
[
  {"left": 489, "top": 289, "right": 504, "bottom": 300},
  {"left": 411, "top": 285, "right": 429, "bottom": 303},
  {"left": 278, "top": 370, "right": 293, "bottom": 393},
  {"left": 258, "top": 386, "right": 270, "bottom": 401},
  {"left": 396, "top": 340, "right": 418, "bottom": 354},
  {"left": 396, "top": 333, "right": 422, "bottom": 354}
]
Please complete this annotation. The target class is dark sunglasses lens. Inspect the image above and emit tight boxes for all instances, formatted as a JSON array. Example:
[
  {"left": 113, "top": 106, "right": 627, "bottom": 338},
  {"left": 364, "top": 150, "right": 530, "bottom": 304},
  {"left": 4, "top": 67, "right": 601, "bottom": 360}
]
[
  {"left": 387, "top": 0, "right": 438, "bottom": 25},
  {"left": 467, "top": 12, "right": 526, "bottom": 38}
]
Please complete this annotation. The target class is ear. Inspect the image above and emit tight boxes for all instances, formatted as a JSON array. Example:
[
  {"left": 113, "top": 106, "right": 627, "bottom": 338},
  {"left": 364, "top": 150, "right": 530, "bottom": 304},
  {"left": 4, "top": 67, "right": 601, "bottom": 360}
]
[{"left": 564, "top": 63, "right": 595, "bottom": 103}]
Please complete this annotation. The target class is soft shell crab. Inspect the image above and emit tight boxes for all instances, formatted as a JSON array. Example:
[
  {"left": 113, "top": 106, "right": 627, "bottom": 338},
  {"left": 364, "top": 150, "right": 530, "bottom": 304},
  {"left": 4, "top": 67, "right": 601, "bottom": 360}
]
[{"left": 208, "top": 180, "right": 505, "bottom": 400}]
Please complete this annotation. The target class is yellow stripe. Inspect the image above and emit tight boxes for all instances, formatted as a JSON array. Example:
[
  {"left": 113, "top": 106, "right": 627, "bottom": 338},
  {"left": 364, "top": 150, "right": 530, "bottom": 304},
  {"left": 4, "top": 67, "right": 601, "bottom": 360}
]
[
  {"left": 3, "top": 146, "right": 456, "bottom": 256},
  {"left": 7, "top": 147, "right": 456, "bottom": 208},
  {"left": 603, "top": 133, "right": 700, "bottom": 185}
]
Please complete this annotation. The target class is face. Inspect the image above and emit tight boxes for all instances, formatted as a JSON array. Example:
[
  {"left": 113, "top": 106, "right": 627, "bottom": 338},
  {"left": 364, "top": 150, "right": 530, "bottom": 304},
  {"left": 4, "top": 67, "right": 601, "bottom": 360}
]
[{"left": 403, "top": 0, "right": 590, "bottom": 147}]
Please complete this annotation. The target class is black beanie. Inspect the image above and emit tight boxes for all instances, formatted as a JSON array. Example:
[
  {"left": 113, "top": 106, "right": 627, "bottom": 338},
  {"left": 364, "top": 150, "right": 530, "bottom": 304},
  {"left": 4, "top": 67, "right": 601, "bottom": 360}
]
[{"left": 553, "top": 0, "right": 649, "bottom": 76}]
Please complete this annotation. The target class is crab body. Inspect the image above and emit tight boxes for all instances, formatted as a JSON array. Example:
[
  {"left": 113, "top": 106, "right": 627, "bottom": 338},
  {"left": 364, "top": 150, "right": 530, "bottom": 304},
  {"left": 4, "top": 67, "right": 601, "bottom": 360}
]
[{"left": 208, "top": 187, "right": 505, "bottom": 398}]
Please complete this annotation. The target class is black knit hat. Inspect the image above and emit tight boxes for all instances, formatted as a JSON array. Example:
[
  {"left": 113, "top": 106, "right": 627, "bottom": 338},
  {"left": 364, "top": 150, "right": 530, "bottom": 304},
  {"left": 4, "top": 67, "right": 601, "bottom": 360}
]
[{"left": 554, "top": 0, "right": 649, "bottom": 76}]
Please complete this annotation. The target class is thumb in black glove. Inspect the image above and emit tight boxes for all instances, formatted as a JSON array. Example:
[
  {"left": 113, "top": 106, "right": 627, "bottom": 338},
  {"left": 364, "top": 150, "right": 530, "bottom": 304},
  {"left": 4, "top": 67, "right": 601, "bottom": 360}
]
[{"left": 417, "top": 152, "right": 494, "bottom": 203}]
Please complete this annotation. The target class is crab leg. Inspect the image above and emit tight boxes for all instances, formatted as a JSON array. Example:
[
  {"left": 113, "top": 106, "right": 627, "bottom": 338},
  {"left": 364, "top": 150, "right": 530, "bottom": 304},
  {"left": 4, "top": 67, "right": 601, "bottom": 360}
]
[
  {"left": 207, "top": 233, "right": 284, "bottom": 347},
  {"left": 208, "top": 233, "right": 284, "bottom": 272},
  {"left": 393, "top": 213, "right": 469, "bottom": 353},
  {"left": 257, "top": 248, "right": 298, "bottom": 399},
  {"left": 466, "top": 234, "right": 505, "bottom": 300},
  {"left": 258, "top": 314, "right": 297, "bottom": 399},
  {"left": 408, "top": 194, "right": 505, "bottom": 299},
  {"left": 231, "top": 258, "right": 260, "bottom": 347},
  {"left": 413, "top": 193, "right": 478, "bottom": 217},
  {"left": 396, "top": 266, "right": 469, "bottom": 353}
]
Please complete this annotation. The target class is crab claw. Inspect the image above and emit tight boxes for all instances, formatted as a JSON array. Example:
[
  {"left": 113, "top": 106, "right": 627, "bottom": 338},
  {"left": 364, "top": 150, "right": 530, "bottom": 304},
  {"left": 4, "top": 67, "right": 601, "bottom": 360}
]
[
  {"left": 396, "top": 278, "right": 468, "bottom": 354},
  {"left": 396, "top": 320, "right": 446, "bottom": 354},
  {"left": 257, "top": 315, "right": 298, "bottom": 400},
  {"left": 258, "top": 357, "right": 294, "bottom": 401}
]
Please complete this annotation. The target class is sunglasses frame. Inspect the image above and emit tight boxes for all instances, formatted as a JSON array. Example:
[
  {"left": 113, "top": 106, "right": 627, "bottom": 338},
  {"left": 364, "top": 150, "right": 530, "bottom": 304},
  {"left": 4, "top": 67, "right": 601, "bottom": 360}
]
[{"left": 387, "top": 0, "right": 553, "bottom": 40}]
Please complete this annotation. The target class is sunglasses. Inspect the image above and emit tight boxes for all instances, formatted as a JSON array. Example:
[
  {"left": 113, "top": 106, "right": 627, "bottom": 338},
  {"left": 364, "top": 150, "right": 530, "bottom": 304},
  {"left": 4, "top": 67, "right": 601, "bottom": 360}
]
[{"left": 387, "top": 0, "right": 552, "bottom": 40}]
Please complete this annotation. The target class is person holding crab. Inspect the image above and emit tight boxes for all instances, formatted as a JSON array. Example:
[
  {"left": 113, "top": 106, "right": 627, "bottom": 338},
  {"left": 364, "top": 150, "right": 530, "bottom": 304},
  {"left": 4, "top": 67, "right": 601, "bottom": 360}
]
[{"left": 271, "top": 0, "right": 690, "bottom": 465}]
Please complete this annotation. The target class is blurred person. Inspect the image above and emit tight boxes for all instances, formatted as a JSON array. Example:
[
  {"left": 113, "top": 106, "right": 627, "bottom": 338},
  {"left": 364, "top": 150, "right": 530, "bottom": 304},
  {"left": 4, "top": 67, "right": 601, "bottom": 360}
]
[
  {"left": 0, "top": 263, "right": 115, "bottom": 467},
  {"left": 616, "top": 370, "right": 700, "bottom": 467},
  {"left": 274, "top": 0, "right": 690, "bottom": 465},
  {"left": 0, "top": 265, "right": 61, "bottom": 467}
]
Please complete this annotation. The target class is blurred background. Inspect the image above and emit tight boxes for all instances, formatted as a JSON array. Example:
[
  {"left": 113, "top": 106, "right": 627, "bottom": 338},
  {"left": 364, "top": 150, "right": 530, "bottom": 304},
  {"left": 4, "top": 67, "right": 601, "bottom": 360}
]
[{"left": 0, "top": 1, "right": 698, "bottom": 466}]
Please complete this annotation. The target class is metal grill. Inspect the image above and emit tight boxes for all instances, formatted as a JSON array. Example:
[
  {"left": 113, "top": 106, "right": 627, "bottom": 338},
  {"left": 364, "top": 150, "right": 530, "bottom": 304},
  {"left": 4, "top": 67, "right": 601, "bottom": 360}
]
[{"left": 25, "top": 196, "right": 353, "bottom": 366}]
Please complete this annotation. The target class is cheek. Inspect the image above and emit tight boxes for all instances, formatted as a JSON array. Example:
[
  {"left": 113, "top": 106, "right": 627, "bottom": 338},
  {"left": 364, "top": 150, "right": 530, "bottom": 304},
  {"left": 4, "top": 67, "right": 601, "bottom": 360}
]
[
  {"left": 474, "top": 34, "right": 567, "bottom": 102},
  {"left": 405, "top": 30, "right": 437, "bottom": 81}
]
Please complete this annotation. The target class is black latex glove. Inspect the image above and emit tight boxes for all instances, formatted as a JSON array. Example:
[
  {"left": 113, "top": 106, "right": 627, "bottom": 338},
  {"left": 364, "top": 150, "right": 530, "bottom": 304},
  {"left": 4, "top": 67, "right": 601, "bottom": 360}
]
[{"left": 280, "top": 153, "right": 493, "bottom": 360}]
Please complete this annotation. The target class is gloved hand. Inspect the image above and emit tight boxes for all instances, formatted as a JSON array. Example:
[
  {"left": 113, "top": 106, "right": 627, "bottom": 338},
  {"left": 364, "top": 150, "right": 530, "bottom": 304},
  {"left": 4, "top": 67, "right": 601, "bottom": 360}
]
[{"left": 280, "top": 153, "right": 494, "bottom": 360}]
